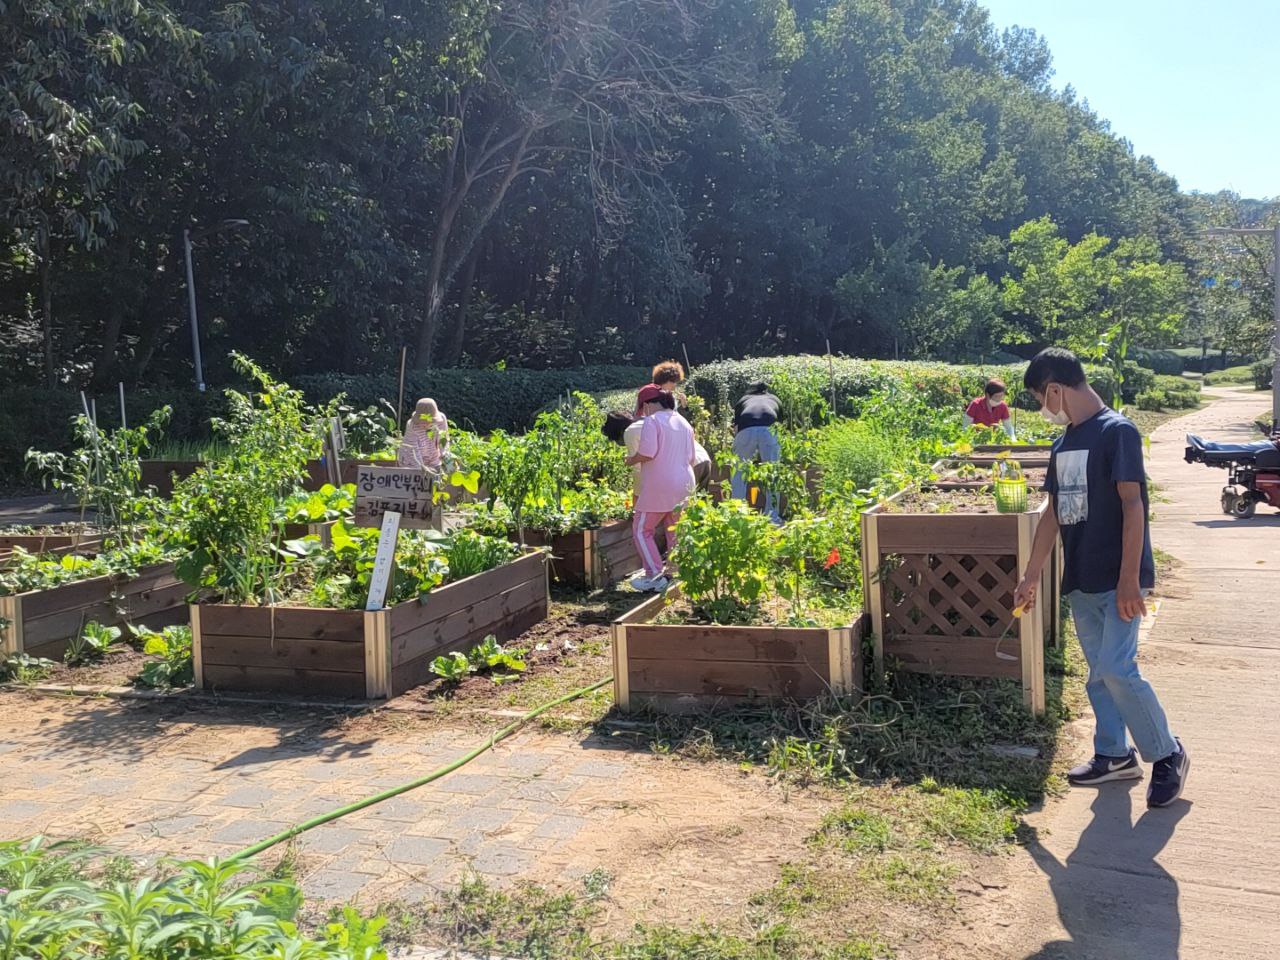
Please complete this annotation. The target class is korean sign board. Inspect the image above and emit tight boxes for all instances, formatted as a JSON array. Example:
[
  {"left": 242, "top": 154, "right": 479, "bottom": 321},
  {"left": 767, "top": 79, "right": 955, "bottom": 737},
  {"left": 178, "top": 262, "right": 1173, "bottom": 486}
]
[{"left": 354, "top": 465, "right": 436, "bottom": 529}]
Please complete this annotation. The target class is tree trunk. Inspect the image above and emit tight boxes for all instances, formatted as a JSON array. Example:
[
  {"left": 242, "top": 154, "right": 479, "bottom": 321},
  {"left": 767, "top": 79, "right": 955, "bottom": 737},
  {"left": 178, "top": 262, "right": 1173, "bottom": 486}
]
[
  {"left": 413, "top": 122, "right": 534, "bottom": 369},
  {"left": 415, "top": 228, "right": 453, "bottom": 368},
  {"left": 38, "top": 241, "right": 55, "bottom": 388},
  {"left": 90, "top": 307, "right": 125, "bottom": 389},
  {"left": 442, "top": 243, "right": 482, "bottom": 367}
]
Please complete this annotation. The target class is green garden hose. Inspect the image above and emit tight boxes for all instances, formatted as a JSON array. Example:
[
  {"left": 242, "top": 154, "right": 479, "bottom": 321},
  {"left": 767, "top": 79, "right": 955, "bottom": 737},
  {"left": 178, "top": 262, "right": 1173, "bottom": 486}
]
[{"left": 228, "top": 676, "right": 612, "bottom": 862}]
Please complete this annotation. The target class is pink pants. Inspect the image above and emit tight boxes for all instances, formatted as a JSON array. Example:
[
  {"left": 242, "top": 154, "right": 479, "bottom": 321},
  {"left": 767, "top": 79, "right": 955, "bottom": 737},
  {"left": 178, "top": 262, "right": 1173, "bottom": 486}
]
[{"left": 633, "top": 511, "right": 677, "bottom": 577}]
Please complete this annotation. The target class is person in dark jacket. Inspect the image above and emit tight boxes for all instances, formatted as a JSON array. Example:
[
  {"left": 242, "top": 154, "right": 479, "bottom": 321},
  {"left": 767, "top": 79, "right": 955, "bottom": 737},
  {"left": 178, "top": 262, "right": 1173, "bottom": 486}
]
[{"left": 731, "top": 381, "right": 782, "bottom": 521}]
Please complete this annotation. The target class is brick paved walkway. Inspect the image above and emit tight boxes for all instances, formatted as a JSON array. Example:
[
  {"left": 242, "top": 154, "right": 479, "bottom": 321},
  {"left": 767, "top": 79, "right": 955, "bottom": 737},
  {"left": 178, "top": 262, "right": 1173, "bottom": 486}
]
[{"left": 0, "top": 694, "right": 648, "bottom": 903}]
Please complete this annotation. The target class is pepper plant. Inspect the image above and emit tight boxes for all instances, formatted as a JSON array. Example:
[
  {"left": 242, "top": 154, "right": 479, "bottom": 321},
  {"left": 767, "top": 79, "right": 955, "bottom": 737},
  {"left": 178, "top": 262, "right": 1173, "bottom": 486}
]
[{"left": 672, "top": 497, "right": 781, "bottom": 624}]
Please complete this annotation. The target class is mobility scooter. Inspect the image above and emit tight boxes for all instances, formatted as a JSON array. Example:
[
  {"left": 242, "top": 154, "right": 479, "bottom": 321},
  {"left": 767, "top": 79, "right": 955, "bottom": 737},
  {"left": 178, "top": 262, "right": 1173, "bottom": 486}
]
[{"left": 1184, "top": 429, "right": 1280, "bottom": 518}]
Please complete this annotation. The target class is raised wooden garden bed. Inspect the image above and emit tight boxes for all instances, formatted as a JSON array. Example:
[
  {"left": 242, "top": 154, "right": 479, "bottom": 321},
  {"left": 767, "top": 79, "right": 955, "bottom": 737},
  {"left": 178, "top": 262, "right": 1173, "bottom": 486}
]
[
  {"left": 191, "top": 550, "right": 548, "bottom": 699},
  {"left": 0, "top": 562, "right": 188, "bottom": 662},
  {"left": 518, "top": 520, "right": 641, "bottom": 589},
  {"left": 611, "top": 588, "right": 863, "bottom": 713},
  {"left": 928, "top": 459, "right": 1048, "bottom": 492},
  {"left": 0, "top": 531, "right": 103, "bottom": 563},
  {"left": 860, "top": 486, "right": 1059, "bottom": 714},
  {"left": 141, "top": 458, "right": 331, "bottom": 497},
  {"left": 967, "top": 443, "right": 1052, "bottom": 468}
]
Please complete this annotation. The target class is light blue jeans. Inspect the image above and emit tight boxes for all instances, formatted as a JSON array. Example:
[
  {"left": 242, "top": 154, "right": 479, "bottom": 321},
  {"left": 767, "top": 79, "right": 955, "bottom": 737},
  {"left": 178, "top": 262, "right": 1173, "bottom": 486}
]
[
  {"left": 731, "top": 425, "right": 781, "bottom": 520},
  {"left": 1068, "top": 590, "right": 1177, "bottom": 762}
]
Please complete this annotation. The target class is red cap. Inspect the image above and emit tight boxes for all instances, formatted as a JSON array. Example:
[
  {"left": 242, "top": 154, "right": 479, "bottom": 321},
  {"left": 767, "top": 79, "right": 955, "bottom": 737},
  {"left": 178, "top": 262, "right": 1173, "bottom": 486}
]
[{"left": 636, "top": 383, "right": 664, "bottom": 406}]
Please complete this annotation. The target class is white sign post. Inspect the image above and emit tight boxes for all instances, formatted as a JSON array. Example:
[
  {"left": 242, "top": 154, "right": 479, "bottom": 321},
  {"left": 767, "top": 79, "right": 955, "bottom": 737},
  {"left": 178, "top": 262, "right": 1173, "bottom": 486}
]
[{"left": 364, "top": 510, "right": 401, "bottom": 611}]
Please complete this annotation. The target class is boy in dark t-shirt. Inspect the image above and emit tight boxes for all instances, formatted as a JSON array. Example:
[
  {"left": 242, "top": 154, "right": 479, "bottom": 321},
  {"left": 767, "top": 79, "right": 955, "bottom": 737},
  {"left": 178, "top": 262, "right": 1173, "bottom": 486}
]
[{"left": 1014, "top": 348, "right": 1188, "bottom": 809}]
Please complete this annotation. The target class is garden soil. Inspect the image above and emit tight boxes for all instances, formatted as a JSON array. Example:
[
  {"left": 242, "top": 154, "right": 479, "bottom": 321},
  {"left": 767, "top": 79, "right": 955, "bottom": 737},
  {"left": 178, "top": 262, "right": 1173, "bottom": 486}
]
[{"left": 917, "top": 387, "right": 1280, "bottom": 960}]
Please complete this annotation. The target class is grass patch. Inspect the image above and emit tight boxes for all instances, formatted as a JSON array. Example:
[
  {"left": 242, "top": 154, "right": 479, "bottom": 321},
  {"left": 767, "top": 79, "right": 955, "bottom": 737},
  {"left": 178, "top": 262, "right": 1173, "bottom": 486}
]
[
  {"left": 1125, "top": 403, "right": 1203, "bottom": 438},
  {"left": 636, "top": 634, "right": 1082, "bottom": 804},
  {"left": 381, "top": 874, "right": 896, "bottom": 960},
  {"left": 1204, "top": 364, "right": 1262, "bottom": 386},
  {"left": 1152, "top": 547, "right": 1178, "bottom": 581},
  {"left": 860, "top": 853, "right": 954, "bottom": 904},
  {"left": 912, "top": 777, "right": 1021, "bottom": 853}
]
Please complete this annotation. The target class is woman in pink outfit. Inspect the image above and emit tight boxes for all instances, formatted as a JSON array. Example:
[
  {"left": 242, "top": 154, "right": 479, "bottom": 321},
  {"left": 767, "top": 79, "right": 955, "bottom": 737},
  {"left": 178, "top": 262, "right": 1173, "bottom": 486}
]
[
  {"left": 625, "top": 384, "right": 697, "bottom": 591},
  {"left": 397, "top": 398, "right": 449, "bottom": 472}
]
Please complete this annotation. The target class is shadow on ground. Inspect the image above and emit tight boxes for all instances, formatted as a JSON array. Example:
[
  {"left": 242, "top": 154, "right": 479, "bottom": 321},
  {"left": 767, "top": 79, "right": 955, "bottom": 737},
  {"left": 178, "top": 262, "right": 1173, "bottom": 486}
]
[
  {"left": 1021, "top": 783, "right": 1190, "bottom": 959},
  {"left": 28, "top": 695, "right": 377, "bottom": 769}
]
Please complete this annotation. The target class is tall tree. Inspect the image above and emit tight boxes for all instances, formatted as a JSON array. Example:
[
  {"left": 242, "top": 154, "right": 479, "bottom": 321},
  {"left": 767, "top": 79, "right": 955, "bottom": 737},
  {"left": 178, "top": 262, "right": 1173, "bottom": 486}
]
[
  {"left": 410, "top": 0, "right": 777, "bottom": 367},
  {"left": 0, "top": 0, "right": 192, "bottom": 385}
]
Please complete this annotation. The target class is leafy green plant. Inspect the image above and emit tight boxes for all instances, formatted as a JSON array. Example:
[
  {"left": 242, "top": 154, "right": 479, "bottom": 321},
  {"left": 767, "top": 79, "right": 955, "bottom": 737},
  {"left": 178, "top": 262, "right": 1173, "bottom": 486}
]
[
  {"left": 467, "top": 634, "right": 527, "bottom": 673},
  {"left": 25, "top": 406, "right": 172, "bottom": 544},
  {"left": 273, "top": 483, "right": 356, "bottom": 525},
  {"left": 65, "top": 621, "right": 122, "bottom": 666},
  {"left": 429, "top": 651, "right": 472, "bottom": 682},
  {"left": 430, "top": 634, "right": 527, "bottom": 684},
  {"left": 816, "top": 420, "right": 903, "bottom": 495},
  {"left": 284, "top": 521, "right": 449, "bottom": 610},
  {"left": 461, "top": 393, "right": 633, "bottom": 540},
  {"left": 672, "top": 498, "right": 780, "bottom": 624},
  {"left": 170, "top": 354, "right": 338, "bottom": 604},
  {"left": 281, "top": 523, "right": 521, "bottom": 610},
  {"left": 339, "top": 402, "right": 399, "bottom": 457},
  {"left": 0, "top": 538, "right": 174, "bottom": 597},
  {"left": 0, "top": 836, "right": 389, "bottom": 958},
  {"left": 134, "top": 625, "right": 194, "bottom": 688},
  {"left": 442, "top": 529, "right": 522, "bottom": 582},
  {"left": 0, "top": 652, "right": 56, "bottom": 684}
]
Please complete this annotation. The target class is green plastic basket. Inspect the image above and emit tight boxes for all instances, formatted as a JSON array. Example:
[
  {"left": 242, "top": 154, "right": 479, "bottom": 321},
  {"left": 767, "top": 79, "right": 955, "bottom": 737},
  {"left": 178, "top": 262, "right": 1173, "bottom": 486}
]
[{"left": 994, "top": 477, "right": 1028, "bottom": 514}]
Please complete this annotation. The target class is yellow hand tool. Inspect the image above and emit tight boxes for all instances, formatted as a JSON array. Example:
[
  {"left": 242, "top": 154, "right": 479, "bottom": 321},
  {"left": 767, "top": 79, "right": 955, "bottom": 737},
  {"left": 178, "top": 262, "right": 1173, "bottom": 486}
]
[{"left": 994, "top": 602, "right": 1027, "bottom": 662}]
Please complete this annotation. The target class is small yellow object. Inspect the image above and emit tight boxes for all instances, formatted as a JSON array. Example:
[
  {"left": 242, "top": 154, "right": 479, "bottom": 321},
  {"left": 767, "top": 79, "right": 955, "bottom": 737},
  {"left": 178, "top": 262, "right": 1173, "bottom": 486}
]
[{"left": 1012, "top": 603, "right": 1026, "bottom": 617}]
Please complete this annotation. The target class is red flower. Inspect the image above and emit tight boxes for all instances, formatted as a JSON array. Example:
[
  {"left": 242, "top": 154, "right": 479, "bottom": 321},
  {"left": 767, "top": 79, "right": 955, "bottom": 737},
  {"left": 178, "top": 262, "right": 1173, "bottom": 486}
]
[{"left": 823, "top": 548, "right": 841, "bottom": 570}]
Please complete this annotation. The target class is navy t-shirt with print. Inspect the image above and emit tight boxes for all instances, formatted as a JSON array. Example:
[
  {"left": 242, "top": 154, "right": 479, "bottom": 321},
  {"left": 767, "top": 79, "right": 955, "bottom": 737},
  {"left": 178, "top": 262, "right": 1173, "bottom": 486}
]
[{"left": 1044, "top": 408, "right": 1154, "bottom": 595}]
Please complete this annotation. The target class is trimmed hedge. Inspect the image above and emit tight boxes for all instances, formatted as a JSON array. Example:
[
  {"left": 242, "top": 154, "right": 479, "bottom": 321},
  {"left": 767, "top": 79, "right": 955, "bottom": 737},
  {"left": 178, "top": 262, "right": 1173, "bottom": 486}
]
[
  {"left": 0, "top": 386, "right": 230, "bottom": 486},
  {"left": 292, "top": 365, "right": 648, "bottom": 432},
  {"left": 0, "top": 365, "right": 649, "bottom": 484},
  {"left": 1129, "top": 348, "right": 1184, "bottom": 376},
  {"left": 684, "top": 356, "right": 1122, "bottom": 419},
  {"left": 1170, "top": 346, "right": 1259, "bottom": 373}
]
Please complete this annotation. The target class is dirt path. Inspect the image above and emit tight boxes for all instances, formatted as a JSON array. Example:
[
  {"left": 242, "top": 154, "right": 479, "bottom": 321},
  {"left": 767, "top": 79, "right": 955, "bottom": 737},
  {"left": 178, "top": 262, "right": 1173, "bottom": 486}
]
[{"left": 929, "top": 387, "right": 1280, "bottom": 960}]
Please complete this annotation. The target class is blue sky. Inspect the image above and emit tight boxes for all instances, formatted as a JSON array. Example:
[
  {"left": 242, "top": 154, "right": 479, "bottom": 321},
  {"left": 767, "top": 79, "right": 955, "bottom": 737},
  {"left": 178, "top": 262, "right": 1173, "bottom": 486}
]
[{"left": 979, "top": 0, "right": 1279, "bottom": 199}]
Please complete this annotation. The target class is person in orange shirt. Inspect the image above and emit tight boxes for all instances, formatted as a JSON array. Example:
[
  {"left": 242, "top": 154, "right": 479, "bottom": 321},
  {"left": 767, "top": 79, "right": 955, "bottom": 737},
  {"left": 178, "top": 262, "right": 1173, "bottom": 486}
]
[{"left": 964, "top": 378, "right": 1016, "bottom": 439}]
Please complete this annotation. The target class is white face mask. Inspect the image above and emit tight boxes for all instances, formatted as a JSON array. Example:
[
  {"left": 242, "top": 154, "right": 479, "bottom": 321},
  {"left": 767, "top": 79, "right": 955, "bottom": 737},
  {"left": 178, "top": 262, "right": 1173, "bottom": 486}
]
[{"left": 1040, "top": 386, "right": 1071, "bottom": 426}]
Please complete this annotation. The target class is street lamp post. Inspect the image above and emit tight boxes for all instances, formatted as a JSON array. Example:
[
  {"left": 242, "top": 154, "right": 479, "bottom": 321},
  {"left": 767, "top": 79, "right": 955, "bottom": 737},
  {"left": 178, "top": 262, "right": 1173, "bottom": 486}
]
[
  {"left": 183, "top": 219, "right": 249, "bottom": 392},
  {"left": 1201, "top": 225, "right": 1280, "bottom": 427}
]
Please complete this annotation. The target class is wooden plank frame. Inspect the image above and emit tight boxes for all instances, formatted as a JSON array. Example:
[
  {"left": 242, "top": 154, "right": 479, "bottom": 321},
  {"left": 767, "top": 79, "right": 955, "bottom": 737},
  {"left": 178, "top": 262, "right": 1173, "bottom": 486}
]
[
  {"left": 611, "top": 587, "right": 863, "bottom": 713},
  {"left": 861, "top": 486, "right": 1057, "bottom": 714},
  {"left": 0, "top": 532, "right": 104, "bottom": 564},
  {"left": 0, "top": 561, "right": 188, "bottom": 662},
  {"left": 191, "top": 551, "right": 548, "bottom": 700},
  {"left": 517, "top": 520, "right": 641, "bottom": 589},
  {"left": 142, "top": 457, "right": 331, "bottom": 497}
]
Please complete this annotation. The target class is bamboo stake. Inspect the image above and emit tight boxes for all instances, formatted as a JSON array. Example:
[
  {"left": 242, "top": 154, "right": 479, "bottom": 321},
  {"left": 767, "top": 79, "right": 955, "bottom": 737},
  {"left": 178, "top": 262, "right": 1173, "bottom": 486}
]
[
  {"left": 118, "top": 382, "right": 127, "bottom": 429},
  {"left": 396, "top": 346, "right": 408, "bottom": 425},
  {"left": 826, "top": 339, "right": 835, "bottom": 416}
]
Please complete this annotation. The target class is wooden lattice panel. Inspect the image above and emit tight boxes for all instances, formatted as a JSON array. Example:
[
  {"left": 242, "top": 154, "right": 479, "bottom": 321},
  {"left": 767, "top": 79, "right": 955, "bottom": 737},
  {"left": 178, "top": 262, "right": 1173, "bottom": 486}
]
[
  {"left": 882, "top": 553, "right": 1018, "bottom": 639},
  {"left": 860, "top": 492, "right": 1057, "bottom": 714}
]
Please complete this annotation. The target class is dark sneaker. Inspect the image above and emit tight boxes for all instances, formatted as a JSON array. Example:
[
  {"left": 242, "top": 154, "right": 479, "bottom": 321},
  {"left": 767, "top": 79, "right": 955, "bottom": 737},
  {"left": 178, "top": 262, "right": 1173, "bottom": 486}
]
[
  {"left": 1147, "top": 739, "right": 1189, "bottom": 808},
  {"left": 1067, "top": 749, "right": 1143, "bottom": 786}
]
